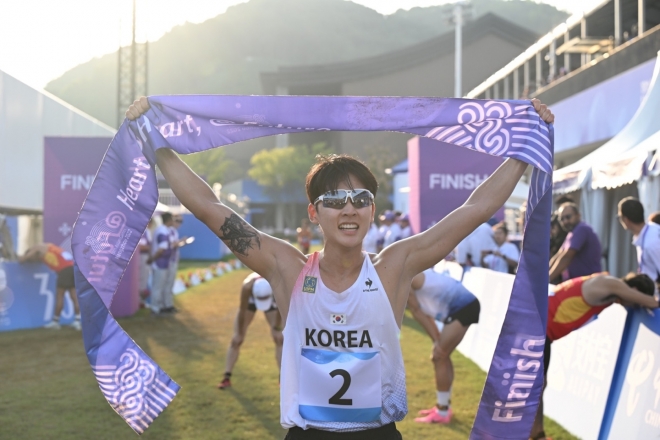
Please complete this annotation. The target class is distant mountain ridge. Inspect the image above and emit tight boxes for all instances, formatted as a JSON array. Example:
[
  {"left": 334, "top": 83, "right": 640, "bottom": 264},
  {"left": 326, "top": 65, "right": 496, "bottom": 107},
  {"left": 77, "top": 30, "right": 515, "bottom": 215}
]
[{"left": 45, "top": 0, "right": 568, "bottom": 127}]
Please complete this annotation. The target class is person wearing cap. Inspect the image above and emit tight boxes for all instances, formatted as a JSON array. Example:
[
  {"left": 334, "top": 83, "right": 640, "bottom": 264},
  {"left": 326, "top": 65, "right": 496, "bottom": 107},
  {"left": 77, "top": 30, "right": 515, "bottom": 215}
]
[
  {"left": 376, "top": 210, "right": 394, "bottom": 252},
  {"left": 399, "top": 214, "right": 412, "bottom": 240},
  {"left": 218, "top": 272, "right": 283, "bottom": 389},
  {"left": 383, "top": 211, "right": 403, "bottom": 248}
]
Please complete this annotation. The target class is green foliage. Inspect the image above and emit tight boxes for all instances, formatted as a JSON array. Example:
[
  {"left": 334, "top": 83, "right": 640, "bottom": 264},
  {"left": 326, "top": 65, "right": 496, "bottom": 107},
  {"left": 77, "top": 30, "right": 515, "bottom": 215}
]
[
  {"left": 181, "top": 148, "right": 243, "bottom": 185},
  {"left": 248, "top": 142, "right": 332, "bottom": 193},
  {"left": 45, "top": 0, "right": 568, "bottom": 128},
  {"left": 361, "top": 144, "right": 404, "bottom": 212}
]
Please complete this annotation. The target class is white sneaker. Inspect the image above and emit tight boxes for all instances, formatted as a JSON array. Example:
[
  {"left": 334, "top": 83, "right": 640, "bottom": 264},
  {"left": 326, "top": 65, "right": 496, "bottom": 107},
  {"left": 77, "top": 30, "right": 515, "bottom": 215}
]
[
  {"left": 44, "top": 320, "right": 61, "bottom": 330},
  {"left": 71, "top": 320, "right": 82, "bottom": 331}
]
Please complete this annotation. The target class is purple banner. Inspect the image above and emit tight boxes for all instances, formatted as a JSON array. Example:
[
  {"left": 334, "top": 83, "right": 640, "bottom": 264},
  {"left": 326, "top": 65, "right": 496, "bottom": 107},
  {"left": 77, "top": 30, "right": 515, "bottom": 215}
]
[
  {"left": 408, "top": 137, "right": 503, "bottom": 233},
  {"left": 44, "top": 137, "right": 139, "bottom": 318},
  {"left": 44, "top": 137, "right": 110, "bottom": 250},
  {"left": 72, "top": 96, "right": 552, "bottom": 437}
]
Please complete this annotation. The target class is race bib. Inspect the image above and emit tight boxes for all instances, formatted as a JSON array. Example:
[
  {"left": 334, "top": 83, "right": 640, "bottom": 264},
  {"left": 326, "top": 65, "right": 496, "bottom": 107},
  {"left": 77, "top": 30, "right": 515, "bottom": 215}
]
[{"left": 299, "top": 348, "right": 381, "bottom": 422}]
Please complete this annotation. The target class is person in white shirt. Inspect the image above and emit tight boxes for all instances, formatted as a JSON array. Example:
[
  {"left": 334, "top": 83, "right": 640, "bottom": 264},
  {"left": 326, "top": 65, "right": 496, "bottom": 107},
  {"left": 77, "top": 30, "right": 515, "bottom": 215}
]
[
  {"left": 383, "top": 211, "right": 402, "bottom": 248},
  {"left": 456, "top": 222, "right": 496, "bottom": 267},
  {"left": 362, "top": 222, "right": 379, "bottom": 253},
  {"left": 399, "top": 214, "right": 412, "bottom": 240},
  {"left": 481, "top": 222, "right": 520, "bottom": 274},
  {"left": 618, "top": 197, "right": 660, "bottom": 286},
  {"left": 407, "top": 269, "right": 480, "bottom": 424},
  {"left": 126, "top": 96, "right": 553, "bottom": 439},
  {"left": 376, "top": 210, "right": 393, "bottom": 252}
]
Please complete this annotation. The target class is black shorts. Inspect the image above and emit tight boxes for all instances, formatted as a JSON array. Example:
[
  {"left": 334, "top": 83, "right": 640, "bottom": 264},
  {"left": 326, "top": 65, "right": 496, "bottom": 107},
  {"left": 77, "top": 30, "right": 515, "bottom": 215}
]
[
  {"left": 544, "top": 338, "right": 552, "bottom": 375},
  {"left": 56, "top": 266, "right": 75, "bottom": 290},
  {"left": 445, "top": 298, "right": 480, "bottom": 327},
  {"left": 284, "top": 423, "right": 402, "bottom": 440},
  {"left": 246, "top": 303, "right": 278, "bottom": 313}
]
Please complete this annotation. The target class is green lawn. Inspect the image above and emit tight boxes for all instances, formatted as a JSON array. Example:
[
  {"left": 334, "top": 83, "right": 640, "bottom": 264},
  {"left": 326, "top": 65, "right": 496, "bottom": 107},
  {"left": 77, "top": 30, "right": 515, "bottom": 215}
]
[{"left": 0, "top": 267, "right": 577, "bottom": 439}]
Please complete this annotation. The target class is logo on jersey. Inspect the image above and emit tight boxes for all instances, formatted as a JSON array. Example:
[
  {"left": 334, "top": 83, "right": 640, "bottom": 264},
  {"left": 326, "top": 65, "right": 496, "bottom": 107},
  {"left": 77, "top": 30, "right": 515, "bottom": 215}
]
[
  {"left": 331, "top": 314, "right": 346, "bottom": 325},
  {"left": 362, "top": 277, "right": 378, "bottom": 292},
  {"left": 302, "top": 276, "right": 317, "bottom": 293}
]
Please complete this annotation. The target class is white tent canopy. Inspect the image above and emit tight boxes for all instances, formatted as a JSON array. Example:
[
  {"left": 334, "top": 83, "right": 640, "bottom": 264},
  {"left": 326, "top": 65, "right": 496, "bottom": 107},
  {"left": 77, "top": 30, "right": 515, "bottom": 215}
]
[
  {"left": 553, "top": 51, "right": 660, "bottom": 195},
  {"left": 0, "top": 70, "right": 115, "bottom": 213}
]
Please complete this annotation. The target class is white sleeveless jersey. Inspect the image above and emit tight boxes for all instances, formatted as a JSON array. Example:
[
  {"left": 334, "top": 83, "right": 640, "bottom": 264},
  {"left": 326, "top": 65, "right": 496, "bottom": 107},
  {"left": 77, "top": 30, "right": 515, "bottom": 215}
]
[
  {"left": 415, "top": 268, "right": 465, "bottom": 322},
  {"left": 280, "top": 252, "right": 407, "bottom": 432}
]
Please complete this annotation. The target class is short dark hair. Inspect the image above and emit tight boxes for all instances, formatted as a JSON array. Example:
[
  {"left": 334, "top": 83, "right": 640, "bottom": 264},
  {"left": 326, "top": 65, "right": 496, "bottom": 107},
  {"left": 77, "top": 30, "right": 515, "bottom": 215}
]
[
  {"left": 622, "top": 273, "right": 655, "bottom": 296},
  {"left": 558, "top": 202, "right": 579, "bottom": 216},
  {"left": 555, "top": 195, "right": 575, "bottom": 206},
  {"left": 161, "top": 212, "right": 173, "bottom": 223},
  {"left": 493, "top": 221, "right": 509, "bottom": 235},
  {"left": 305, "top": 154, "right": 378, "bottom": 204},
  {"left": 650, "top": 211, "right": 660, "bottom": 225},
  {"left": 618, "top": 197, "right": 645, "bottom": 224}
]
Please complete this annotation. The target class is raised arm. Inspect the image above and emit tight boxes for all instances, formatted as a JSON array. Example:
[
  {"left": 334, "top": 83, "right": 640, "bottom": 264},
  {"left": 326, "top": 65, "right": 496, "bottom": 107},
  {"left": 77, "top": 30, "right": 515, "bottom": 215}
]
[
  {"left": 586, "top": 276, "right": 659, "bottom": 308},
  {"left": 18, "top": 245, "right": 45, "bottom": 263},
  {"left": 391, "top": 157, "right": 528, "bottom": 278},
  {"left": 126, "top": 98, "right": 305, "bottom": 314},
  {"left": 379, "top": 99, "right": 552, "bottom": 279}
]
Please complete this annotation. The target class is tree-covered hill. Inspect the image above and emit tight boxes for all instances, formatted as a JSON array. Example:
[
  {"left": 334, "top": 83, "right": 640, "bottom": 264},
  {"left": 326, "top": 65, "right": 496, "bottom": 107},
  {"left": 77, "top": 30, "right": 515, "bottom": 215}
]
[{"left": 45, "top": 0, "right": 568, "bottom": 127}]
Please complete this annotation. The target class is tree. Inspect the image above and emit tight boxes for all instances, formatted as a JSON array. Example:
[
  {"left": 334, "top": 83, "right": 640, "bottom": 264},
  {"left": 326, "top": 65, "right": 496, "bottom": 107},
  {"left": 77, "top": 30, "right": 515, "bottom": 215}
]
[
  {"left": 181, "top": 148, "right": 243, "bottom": 186},
  {"left": 248, "top": 143, "right": 333, "bottom": 230},
  {"left": 362, "top": 144, "right": 404, "bottom": 214}
]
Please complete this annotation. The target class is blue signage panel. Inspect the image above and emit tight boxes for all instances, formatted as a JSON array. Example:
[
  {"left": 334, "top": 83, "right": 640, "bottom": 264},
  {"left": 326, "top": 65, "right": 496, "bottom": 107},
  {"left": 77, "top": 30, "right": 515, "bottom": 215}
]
[{"left": 0, "top": 262, "right": 75, "bottom": 332}]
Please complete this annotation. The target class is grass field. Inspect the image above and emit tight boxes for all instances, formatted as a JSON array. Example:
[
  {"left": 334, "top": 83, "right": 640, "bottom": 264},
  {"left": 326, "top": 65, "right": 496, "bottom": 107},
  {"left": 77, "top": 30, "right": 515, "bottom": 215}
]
[{"left": 0, "top": 265, "right": 577, "bottom": 439}]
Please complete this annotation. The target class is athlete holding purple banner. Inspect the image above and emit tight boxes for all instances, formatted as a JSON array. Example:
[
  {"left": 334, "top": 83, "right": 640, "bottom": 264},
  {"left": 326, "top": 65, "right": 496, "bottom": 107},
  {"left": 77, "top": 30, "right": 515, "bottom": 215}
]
[{"left": 125, "top": 97, "right": 554, "bottom": 439}]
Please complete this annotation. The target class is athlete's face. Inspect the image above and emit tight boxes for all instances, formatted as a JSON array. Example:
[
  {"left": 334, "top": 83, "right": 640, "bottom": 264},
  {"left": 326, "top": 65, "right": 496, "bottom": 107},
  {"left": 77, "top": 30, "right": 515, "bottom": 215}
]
[{"left": 308, "top": 174, "right": 375, "bottom": 249}]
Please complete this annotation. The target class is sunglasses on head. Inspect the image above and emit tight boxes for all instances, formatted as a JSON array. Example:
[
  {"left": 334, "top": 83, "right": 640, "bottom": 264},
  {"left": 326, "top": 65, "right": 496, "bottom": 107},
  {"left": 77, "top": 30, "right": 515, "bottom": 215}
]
[{"left": 313, "top": 189, "right": 374, "bottom": 210}]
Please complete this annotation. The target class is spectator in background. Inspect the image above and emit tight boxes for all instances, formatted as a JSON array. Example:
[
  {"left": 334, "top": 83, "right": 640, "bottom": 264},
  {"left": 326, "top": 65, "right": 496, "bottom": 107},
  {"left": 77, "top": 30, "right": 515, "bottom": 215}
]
[
  {"left": 399, "top": 214, "right": 412, "bottom": 240},
  {"left": 549, "top": 203, "right": 602, "bottom": 283},
  {"left": 549, "top": 214, "right": 567, "bottom": 284},
  {"left": 649, "top": 211, "right": 660, "bottom": 225},
  {"left": 164, "top": 214, "right": 186, "bottom": 313},
  {"left": 296, "top": 219, "right": 313, "bottom": 255},
  {"left": 480, "top": 222, "right": 519, "bottom": 274},
  {"left": 138, "top": 217, "right": 154, "bottom": 308},
  {"left": 363, "top": 220, "right": 379, "bottom": 254},
  {"left": 377, "top": 210, "right": 394, "bottom": 252},
  {"left": 19, "top": 243, "right": 81, "bottom": 330},
  {"left": 383, "top": 211, "right": 403, "bottom": 248},
  {"left": 456, "top": 221, "right": 496, "bottom": 268},
  {"left": 148, "top": 213, "right": 173, "bottom": 315},
  {"left": 618, "top": 197, "right": 660, "bottom": 286}
]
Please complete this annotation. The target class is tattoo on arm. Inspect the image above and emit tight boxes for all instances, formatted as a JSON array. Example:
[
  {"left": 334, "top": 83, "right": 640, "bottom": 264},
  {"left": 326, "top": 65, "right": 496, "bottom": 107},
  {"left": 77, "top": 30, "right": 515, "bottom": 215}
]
[{"left": 219, "top": 213, "right": 261, "bottom": 256}]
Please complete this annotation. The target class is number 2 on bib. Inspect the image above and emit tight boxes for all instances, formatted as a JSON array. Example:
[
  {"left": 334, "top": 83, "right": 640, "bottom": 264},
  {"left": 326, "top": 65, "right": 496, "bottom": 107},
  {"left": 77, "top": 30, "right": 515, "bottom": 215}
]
[{"left": 299, "top": 348, "right": 382, "bottom": 422}]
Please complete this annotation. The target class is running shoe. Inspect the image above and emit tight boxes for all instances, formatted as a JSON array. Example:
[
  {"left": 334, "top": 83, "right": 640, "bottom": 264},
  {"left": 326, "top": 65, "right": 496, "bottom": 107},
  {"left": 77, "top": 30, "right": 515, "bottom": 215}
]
[
  {"left": 414, "top": 407, "right": 452, "bottom": 424},
  {"left": 71, "top": 320, "right": 82, "bottom": 331},
  {"left": 418, "top": 406, "right": 437, "bottom": 416},
  {"left": 217, "top": 378, "right": 231, "bottom": 389},
  {"left": 44, "top": 320, "right": 61, "bottom": 330}
]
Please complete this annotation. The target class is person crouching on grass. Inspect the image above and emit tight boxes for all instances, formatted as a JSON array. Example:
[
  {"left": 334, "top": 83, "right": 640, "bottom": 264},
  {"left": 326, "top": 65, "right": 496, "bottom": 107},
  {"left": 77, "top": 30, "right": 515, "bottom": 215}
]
[
  {"left": 218, "top": 273, "right": 283, "bottom": 389},
  {"left": 407, "top": 269, "right": 480, "bottom": 424},
  {"left": 127, "top": 97, "right": 554, "bottom": 440}
]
